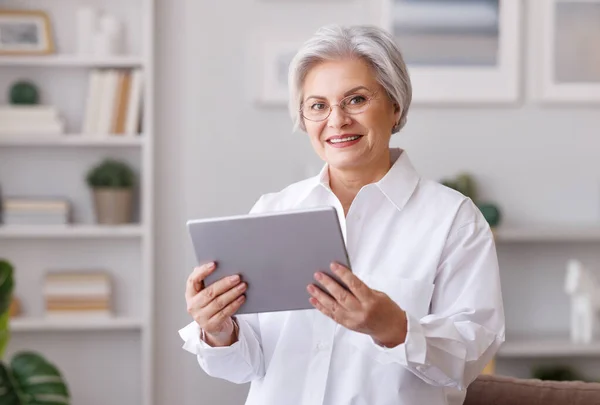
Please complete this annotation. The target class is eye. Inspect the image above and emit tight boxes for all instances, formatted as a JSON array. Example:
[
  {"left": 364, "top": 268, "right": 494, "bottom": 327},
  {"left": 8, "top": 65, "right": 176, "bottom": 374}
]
[
  {"left": 310, "top": 102, "right": 327, "bottom": 111},
  {"left": 348, "top": 95, "right": 367, "bottom": 105}
]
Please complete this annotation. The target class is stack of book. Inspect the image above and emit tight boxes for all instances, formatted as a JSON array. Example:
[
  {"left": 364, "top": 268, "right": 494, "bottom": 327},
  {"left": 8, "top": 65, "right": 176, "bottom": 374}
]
[
  {"left": 43, "top": 271, "right": 112, "bottom": 318},
  {"left": 1, "top": 197, "right": 70, "bottom": 225},
  {"left": 0, "top": 105, "right": 66, "bottom": 136},
  {"left": 82, "top": 68, "right": 144, "bottom": 136}
]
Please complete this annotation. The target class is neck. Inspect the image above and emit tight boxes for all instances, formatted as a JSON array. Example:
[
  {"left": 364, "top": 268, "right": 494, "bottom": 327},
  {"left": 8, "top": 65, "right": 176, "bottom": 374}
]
[{"left": 329, "top": 149, "right": 392, "bottom": 215}]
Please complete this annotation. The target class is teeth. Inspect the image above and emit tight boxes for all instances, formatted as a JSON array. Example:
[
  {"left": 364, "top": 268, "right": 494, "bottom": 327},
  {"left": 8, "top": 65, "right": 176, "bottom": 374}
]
[{"left": 330, "top": 136, "right": 360, "bottom": 144}]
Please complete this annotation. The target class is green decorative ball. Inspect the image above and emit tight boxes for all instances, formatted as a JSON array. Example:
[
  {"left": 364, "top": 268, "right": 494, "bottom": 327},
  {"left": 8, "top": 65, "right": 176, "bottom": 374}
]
[
  {"left": 9, "top": 81, "right": 39, "bottom": 105},
  {"left": 478, "top": 203, "right": 501, "bottom": 228}
]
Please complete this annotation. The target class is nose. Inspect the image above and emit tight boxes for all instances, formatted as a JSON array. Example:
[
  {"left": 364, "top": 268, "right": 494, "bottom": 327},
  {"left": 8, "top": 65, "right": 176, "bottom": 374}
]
[{"left": 327, "top": 105, "right": 352, "bottom": 129}]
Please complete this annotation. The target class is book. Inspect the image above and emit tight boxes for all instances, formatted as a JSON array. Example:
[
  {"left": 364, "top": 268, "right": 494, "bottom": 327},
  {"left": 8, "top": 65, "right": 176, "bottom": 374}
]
[{"left": 43, "top": 270, "right": 113, "bottom": 317}]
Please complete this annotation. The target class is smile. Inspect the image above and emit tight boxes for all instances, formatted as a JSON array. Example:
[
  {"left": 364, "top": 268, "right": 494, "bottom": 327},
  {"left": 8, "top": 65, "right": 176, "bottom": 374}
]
[
  {"left": 326, "top": 135, "right": 364, "bottom": 147},
  {"left": 329, "top": 135, "right": 361, "bottom": 144}
]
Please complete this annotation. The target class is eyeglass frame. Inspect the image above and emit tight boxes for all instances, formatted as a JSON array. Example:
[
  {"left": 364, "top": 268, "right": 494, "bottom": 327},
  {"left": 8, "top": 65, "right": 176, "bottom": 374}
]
[{"left": 299, "top": 91, "right": 379, "bottom": 122}]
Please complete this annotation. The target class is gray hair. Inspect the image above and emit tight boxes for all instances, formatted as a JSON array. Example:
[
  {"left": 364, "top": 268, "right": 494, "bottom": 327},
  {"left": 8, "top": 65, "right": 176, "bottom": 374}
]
[{"left": 288, "top": 24, "right": 412, "bottom": 134}]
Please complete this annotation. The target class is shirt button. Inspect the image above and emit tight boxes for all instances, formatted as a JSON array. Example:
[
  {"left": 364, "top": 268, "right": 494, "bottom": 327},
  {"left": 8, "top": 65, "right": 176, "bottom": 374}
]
[{"left": 316, "top": 342, "right": 329, "bottom": 351}]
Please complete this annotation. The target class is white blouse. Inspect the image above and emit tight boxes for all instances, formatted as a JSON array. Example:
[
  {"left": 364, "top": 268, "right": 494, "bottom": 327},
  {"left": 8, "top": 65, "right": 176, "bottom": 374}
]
[{"left": 179, "top": 148, "right": 505, "bottom": 405}]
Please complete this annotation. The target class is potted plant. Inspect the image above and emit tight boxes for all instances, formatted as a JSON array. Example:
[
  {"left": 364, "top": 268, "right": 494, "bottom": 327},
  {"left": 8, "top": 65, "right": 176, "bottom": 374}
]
[
  {"left": 441, "top": 173, "right": 502, "bottom": 228},
  {"left": 0, "top": 259, "right": 71, "bottom": 404},
  {"left": 85, "top": 158, "right": 136, "bottom": 224}
]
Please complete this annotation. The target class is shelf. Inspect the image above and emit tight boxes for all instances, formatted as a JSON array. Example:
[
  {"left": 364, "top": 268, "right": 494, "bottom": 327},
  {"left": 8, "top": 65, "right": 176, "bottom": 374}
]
[
  {"left": 0, "top": 55, "right": 144, "bottom": 68},
  {"left": 497, "top": 337, "right": 600, "bottom": 358},
  {"left": 0, "top": 135, "right": 145, "bottom": 147},
  {"left": 10, "top": 317, "right": 143, "bottom": 332},
  {"left": 0, "top": 224, "right": 144, "bottom": 239},
  {"left": 493, "top": 225, "right": 600, "bottom": 242}
]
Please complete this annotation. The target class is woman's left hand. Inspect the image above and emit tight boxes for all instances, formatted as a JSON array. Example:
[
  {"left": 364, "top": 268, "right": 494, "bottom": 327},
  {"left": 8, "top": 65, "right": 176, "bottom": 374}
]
[{"left": 307, "top": 262, "right": 408, "bottom": 348}]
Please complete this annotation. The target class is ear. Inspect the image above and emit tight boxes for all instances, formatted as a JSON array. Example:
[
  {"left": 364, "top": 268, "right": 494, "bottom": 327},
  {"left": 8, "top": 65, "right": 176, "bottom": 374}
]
[{"left": 392, "top": 103, "right": 401, "bottom": 128}]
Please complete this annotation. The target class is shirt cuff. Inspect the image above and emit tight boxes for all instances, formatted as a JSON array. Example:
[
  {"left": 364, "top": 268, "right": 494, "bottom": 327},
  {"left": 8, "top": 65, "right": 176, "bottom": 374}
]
[
  {"left": 178, "top": 321, "right": 242, "bottom": 358},
  {"left": 371, "top": 313, "right": 427, "bottom": 366}
]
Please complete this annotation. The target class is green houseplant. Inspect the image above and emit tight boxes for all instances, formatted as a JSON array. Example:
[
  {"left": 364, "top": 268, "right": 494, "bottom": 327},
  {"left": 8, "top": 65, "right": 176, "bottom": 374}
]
[
  {"left": 441, "top": 172, "right": 502, "bottom": 228},
  {"left": 85, "top": 158, "right": 136, "bottom": 224},
  {"left": 0, "top": 259, "right": 71, "bottom": 404}
]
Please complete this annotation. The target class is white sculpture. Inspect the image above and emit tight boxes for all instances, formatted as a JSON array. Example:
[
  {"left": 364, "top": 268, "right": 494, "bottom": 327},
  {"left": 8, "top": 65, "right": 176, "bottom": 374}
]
[
  {"left": 565, "top": 259, "right": 600, "bottom": 344},
  {"left": 76, "top": 7, "right": 124, "bottom": 56}
]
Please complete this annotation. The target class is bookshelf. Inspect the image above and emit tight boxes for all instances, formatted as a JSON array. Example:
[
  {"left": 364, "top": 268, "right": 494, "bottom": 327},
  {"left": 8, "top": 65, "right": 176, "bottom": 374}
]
[{"left": 0, "top": 1, "right": 155, "bottom": 405}]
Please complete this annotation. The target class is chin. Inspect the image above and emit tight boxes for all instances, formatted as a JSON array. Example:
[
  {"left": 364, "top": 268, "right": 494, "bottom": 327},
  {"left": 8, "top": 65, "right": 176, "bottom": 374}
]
[{"left": 324, "top": 148, "right": 366, "bottom": 170}]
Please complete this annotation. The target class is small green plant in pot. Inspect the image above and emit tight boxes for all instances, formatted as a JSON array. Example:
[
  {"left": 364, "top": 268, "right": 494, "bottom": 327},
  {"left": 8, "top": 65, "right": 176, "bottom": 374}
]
[
  {"left": 0, "top": 259, "right": 71, "bottom": 404},
  {"left": 86, "top": 158, "right": 136, "bottom": 225},
  {"left": 440, "top": 172, "right": 502, "bottom": 228}
]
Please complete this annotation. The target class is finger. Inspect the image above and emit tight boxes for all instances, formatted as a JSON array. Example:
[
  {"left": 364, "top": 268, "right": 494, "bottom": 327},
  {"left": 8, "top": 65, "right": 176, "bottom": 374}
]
[
  {"left": 185, "top": 262, "right": 216, "bottom": 301},
  {"left": 204, "top": 294, "right": 246, "bottom": 331},
  {"left": 330, "top": 262, "right": 371, "bottom": 302},
  {"left": 309, "top": 297, "right": 336, "bottom": 322},
  {"left": 314, "top": 271, "right": 360, "bottom": 310},
  {"left": 307, "top": 284, "right": 344, "bottom": 317},
  {"left": 195, "top": 273, "right": 242, "bottom": 308},
  {"left": 201, "top": 281, "right": 247, "bottom": 318}
]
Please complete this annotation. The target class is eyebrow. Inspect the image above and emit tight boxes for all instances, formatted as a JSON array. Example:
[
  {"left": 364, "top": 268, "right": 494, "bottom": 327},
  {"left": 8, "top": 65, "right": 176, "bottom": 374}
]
[{"left": 304, "top": 86, "right": 370, "bottom": 102}]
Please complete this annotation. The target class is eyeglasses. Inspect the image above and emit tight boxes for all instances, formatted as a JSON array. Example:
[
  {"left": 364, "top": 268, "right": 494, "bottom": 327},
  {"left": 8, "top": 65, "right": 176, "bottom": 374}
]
[{"left": 300, "top": 92, "right": 378, "bottom": 122}]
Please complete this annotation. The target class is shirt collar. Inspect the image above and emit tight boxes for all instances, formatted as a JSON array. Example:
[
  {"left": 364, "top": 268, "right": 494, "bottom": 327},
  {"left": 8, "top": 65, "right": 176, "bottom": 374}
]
[
  {"left": 303, "top": 148, "right": 420, "bottom": 212},
  {"left": 375, "top": 148, "right": 420, "bottom": 212}
]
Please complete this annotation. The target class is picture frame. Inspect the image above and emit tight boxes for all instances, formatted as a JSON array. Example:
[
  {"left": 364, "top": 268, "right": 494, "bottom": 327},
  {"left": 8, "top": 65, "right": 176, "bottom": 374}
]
[
  {"left": 0, "top": 9, "right": 55, "bottom": 55},
  {"left": 533, "top": 0, "right": 600, "bottom": 103},
  {"left": 374, "top": 0, "right": 523, "bottom": 105},
  {"left": 258, "top": 40, "right": 301, "bottom": 105}
]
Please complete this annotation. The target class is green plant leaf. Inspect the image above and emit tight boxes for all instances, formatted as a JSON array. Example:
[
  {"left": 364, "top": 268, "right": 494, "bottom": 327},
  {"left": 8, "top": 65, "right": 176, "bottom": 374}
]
[
  {"left": 454, "top": 173, "right": 477, "bottom": 201},
  {"left": 85, "top": 158, "right": 135, "bottom": 188},
  {"left": 10, "top": 352, "right": 70, "bottom": 405},
  {"left": 0, "top": 362, "right": 21, "bottom": 405},
  {"left": 0, "top": 312, "right": 10, "bottom": 361},
  {"left": 0, "top": 260, "right": 14, "bottom": 315},
  {"left": 0, "top": 260, "right": 14, "bottom": 360}
]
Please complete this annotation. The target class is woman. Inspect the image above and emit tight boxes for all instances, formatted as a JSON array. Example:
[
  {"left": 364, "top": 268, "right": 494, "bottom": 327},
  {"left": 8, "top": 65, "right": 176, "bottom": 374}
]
[{"left": 179, "top": 24, "right": 504, "bottom": 405}]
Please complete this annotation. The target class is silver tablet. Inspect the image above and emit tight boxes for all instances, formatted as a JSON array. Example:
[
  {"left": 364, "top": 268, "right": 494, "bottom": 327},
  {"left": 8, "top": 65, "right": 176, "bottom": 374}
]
[{"left": 186, "top": 206, "right": 351, "bottom": 314}]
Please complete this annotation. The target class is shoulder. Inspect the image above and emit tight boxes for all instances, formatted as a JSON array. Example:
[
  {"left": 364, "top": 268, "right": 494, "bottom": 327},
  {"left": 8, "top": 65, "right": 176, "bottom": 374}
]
[
  {"left": 416, "top": 179, "right": 488, "bottom": 230},
  {"left": 249, "top": 177, "right": 317, "bottom": 214}
]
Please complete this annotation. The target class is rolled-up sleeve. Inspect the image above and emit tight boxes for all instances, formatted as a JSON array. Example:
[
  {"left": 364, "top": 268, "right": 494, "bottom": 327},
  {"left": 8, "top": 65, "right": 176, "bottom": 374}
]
[
  {"left": 178, "top": 314, "right": 265, "bottom": 384},
  {"left": 371, "top": 206, "right": 505, "bottom": 390}
]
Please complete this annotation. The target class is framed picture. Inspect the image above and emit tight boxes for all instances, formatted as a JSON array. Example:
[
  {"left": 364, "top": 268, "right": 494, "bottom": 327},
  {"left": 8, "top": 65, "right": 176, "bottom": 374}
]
[
  {"left": 258, "top": 41, "right": 301, "bottom": 105},
  {"left": 533, "top": 0, "right": 600, "bottom": 103},
  {"left": 374, "top": 0, "right": 523, "bottom": 105},
  {"left": 0, "top": 10, "right": 55, "bottom": 55}
]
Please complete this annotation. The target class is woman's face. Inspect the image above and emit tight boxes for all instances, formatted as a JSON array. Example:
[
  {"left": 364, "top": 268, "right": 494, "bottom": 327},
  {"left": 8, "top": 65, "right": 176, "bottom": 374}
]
[{"left": 301, "top": 58, "right": 400, "bottom": 172}]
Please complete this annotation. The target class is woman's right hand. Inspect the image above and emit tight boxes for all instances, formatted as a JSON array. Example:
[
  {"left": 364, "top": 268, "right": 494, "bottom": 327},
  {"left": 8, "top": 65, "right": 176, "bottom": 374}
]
[{"left": 185, "top": 262, "right": 247, "bottom": 347}]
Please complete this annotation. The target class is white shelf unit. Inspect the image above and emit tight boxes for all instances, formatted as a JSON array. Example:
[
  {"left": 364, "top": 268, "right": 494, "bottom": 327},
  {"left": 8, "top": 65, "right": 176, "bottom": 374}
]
[
  {"left": 0, "top": 55, "right": 143, "bottom": 68},
  {"left": 491, "top": 224, "right": 600, "bottom": 379},
  {"left": 0, "top": 135, "right": 145, "bottom": 147},
  {"left": 11, "top": 317, "right": 143, "bottom": 332},
  {"left": 0, "top": 1, "right": 155, "bottom": 405},
  {"left": 0, "top": 224, "right": 145, "bottom": 238},
  {"left": 494, "top": 225, "right": 600, "bottom": 243},
  {"left": 498, "top": 338, "right": 600, "bottom": 358}
]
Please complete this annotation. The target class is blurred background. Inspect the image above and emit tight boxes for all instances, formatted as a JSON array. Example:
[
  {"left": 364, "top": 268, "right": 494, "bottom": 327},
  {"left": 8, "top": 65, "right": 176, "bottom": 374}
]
[{"left": 0, "top": 0, "right": 599, "bottom": 404}]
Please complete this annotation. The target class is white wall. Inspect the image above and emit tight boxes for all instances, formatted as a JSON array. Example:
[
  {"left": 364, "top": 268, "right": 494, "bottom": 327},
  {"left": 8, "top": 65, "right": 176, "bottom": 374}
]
[{"left": 155, "top": 1, "right": 600, "bottom": 404}]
